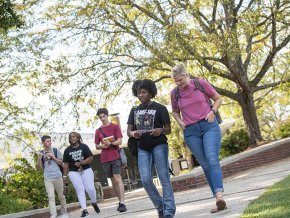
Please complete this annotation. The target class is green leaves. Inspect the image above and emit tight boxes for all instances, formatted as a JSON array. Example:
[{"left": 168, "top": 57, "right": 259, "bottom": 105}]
[{"left": 0, "top": 0, "right": 23, "bottom": 31}]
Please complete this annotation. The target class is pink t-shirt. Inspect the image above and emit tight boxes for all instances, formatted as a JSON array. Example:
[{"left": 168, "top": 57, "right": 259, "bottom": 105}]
[
  {"left": 95, "top": 123, "right": 123, "bottom": 163},
  {"left": 170, "top": 79, "right": 217, "bottom": 126}
]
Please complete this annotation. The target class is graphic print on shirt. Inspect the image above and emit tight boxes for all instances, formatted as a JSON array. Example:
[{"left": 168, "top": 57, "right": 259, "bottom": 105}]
[
  {"left": 69, "top": 150, "right": 84, "bottom": 162},
  {"left": 135, "top": 109, "right": 156, "bottom": 133}
]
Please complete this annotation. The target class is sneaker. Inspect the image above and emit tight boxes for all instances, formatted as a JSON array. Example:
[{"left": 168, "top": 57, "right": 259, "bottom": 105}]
[
  {"left": 118, "top": 203, "right": 127, "bottom": 213},
  {"left": 92, "top": 202, "right": 100, "bottom": 213},
  {"left": 80, "top": 209, "right": 90, "bottom": 217}
]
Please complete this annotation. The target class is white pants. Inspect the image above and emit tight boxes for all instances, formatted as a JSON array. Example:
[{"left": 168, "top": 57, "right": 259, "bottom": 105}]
[
  {"left": 69, "top": 168, "right": 97, "bottom": 209},
  {"left": 44, "top": 177, "right": 67, "bottom": 217}
]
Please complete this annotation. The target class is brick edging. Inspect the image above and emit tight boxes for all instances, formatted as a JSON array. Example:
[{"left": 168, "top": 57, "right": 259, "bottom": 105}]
[{"left": 171, "top": 138, "right": 290, "bottom": 192}]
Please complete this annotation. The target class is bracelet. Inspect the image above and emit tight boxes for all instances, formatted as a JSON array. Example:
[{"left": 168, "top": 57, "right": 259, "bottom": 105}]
[
  {"left": 63, "top": 176, "right": 67, "bottom": 178},
  {"left": 211, "top": 109, "right": 217, "bottom": 115}
]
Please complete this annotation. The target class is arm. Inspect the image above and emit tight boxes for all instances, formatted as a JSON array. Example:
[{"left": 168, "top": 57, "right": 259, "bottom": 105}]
[
  {"left": 63, "top": 162, "right": 69, "bottom": 183},
  {"left": 96, "top": 143, "right": 110, "bottom": 150},
  {"left": 172, "top": 111, "right": 186, "bottom": 130},
  {"left": 206, "top": 93, "right": 223, "bottom": 122},
  {"left": 127, "top": 124, "right": 142, "bottom": 138},
  {"left": 46, "top": 152, "right": 63, "bottom": 166},
  {"left": 95, "top": 130, "right": 110, "bottom": 150},
  {"left": 150, "top": 123, "right": 171, "bottom": 136},
  {"left": 211, "top": 93, "right": 223, "bottom": 112},
  {"left": 74, "top": 156, "right": 93, "bottom": 168},
  {"left": 111, "top": 137, "right": 122, "bottom": 147}
]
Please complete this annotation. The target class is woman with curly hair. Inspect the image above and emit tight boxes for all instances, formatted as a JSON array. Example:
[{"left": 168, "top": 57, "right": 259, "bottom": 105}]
[{"left": 127, "top": 79, "right": 176, "bottom": 218}]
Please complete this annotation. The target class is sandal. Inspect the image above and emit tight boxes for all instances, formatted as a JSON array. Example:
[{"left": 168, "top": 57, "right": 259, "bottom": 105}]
[
  {"left": 210, "top": 206, "right": 227, "bottom": 213},
  {"left": 216, "top": 198, "right": 226, "bottom": 210},
  {"left": 210, "top": 198, "right": 227, "bottom": 213}
]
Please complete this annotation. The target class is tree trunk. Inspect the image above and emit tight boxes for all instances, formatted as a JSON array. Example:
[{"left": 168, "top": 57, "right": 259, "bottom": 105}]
[{"left": 238, "top": 91, "right": 263, "bottom": 144}]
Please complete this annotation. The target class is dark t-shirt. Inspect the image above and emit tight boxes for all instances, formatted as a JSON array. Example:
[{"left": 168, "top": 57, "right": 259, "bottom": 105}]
[
  {"left": 63, "top": 143, "right": 93, "bottom": 172},
  {"left": 127, "top": 101, "right": 170, "bottom": 151}
]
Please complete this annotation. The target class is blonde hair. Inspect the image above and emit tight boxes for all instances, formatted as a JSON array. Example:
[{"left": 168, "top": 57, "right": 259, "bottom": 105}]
[{"left": 171, "top": 64, "right": 188, "bottom": 78}]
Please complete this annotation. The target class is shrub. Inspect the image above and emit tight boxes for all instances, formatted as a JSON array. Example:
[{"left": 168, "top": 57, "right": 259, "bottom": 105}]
[
  {"left": 220, "top": 129, "right": 250, "bottom": 159},
  {"left": 1, "top": 157, "right": 79, "bottom": 215},
  {"left": 276, "top": 118, "right": 290, "bottom": 139},
  {"left": 0, "top": 192, "right": 32, "bottom": 214}
]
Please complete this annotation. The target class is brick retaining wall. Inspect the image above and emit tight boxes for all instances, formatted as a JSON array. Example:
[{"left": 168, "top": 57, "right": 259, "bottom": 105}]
[
  {"left": 102, "top": 138, "right": 290, "bottom": 197},
  {"left": 171, "top": 138, "right": 290, "bottom": 192}
]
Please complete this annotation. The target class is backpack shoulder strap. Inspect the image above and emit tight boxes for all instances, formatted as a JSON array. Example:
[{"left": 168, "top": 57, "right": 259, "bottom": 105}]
[
  {"left": 41, "top": 150, "right": 45, "bottom": 167},
  {"left": 193, "top": 78, "right": 204, "bottom": 93},
  {"left": 98, "top": 127, "right": 107, "bottom": 137},
  {"left": 53, "top": 147, "right": 58, "bottom": 159},
  {"left": 174, "top": 86, "right": 180, "bottom": 102}
]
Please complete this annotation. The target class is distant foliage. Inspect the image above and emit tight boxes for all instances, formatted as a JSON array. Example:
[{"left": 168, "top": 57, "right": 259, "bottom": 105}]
[
  {"left": 0, "top": 192, "right": 32, "bottom": 215},
  {"left": 276, "top": 118, "right": 290, "bottom": 139},
  {"left": 0, "top": 157, "right": 78, "bottom": 214},
  {"left": 220, "top": 129, "right": 250, "bottom": 159}
]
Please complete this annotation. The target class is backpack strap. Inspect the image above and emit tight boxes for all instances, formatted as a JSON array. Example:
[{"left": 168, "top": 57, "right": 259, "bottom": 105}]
[
  {"left": 41, "top": 150, "right": 45, "bottom": 167},
  {"left": 193, "top": 78, "right": 212, "bottom": 106},
  {"left": 53, "top": 147, "right": 58, "bottom": 159},
  {"left": 174, "top": 87, "right": 180, "bottom": 102},
  {"left": 98, "top": 127, "right": 108, "bottom": 138}
]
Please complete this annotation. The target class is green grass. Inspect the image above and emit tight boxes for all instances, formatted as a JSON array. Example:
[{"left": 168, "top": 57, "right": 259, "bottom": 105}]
[{"left": 242, "top": 175, "right": 290, "bottom": 218}]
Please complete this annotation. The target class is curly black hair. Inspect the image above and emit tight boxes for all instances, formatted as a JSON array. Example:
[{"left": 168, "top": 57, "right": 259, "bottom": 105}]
[{"left": 132, "top": 79, "right": 157, "bottom": 98}]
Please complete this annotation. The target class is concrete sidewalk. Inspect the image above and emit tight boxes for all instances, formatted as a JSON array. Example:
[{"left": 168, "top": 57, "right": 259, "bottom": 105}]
[{"left": 68, "top": 157, "right": 290, "bottom": 218}]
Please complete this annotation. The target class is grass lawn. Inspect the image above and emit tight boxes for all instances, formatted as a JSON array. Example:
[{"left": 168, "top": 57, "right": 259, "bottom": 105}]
[{"left": 242, "top": 174, "right": 290, "bottom": 218}]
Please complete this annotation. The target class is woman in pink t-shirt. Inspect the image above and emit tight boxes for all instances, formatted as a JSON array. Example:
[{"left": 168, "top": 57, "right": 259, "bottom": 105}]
[{"left": 170, "top": 64, "right": 226, "bottom": 214}]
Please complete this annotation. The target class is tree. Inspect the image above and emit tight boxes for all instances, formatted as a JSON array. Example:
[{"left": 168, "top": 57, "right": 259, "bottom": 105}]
[
  {"left": 11, "top": 0, "right": 290, "bottom": 144},
  {"left": 0, "top": 0, "right": 23, "bottom": 31}
]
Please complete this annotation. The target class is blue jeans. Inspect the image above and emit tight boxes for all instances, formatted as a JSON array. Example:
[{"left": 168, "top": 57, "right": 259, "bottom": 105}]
[
  {"left": 138, "top": 144, "right": 176, "bottom": 217},
  {"left": 184, "top": 118, "right": 224, "bottom": 195}
]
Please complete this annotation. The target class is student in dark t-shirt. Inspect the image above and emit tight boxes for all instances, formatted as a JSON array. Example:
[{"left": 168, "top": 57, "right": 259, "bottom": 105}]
[
  {"left": 63, "top": 132, "right": 100, "bottom": 217},
  {"left": 127, "top": 79, "right": 176, "bottom": 218}
]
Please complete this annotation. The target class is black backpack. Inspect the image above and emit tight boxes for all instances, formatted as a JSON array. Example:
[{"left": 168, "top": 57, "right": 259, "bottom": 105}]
[
  {"left": 41, "top": 147, "right": 64, "bottom": 174},
  {"left": 174, "top": 78, "right": 222, "bottom": 124}
]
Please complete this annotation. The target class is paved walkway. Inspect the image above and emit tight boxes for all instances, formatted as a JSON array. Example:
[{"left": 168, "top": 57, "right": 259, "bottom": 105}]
[{"left": 68, "top": 157, "right": 290, "bottom": 218}]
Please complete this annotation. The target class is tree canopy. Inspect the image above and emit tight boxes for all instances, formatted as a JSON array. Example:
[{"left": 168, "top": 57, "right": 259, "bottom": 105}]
[{"left": 1, "top": 0, "right": 290, "bottom": 146}]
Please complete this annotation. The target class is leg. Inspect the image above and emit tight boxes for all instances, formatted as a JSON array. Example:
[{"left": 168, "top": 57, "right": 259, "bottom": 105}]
[
  {"left": 69, "top": 171, "right": 87, "bottom": 210},
  {"left": 54, "top": 177, "right": 67, "bottom": 214},
  {"left": 112, "top": 174, "right": 125, "bottom": 202},
  {"left": 138, "top": 148, "right": 163, "bottom": 211},
  {"left": 184, "top": 124, "right": 214, "bottom": 194},
  {"left": 152, "top": 144, "right": 176, "bottom": 217},
  {"left": 44, "top": 180, "right": 57, "bottom": 217},
  {"left": 111, "top": 159, "right": 125, "bottom": 203},
  {"left": 81, "top": 168, "right": 97, "bottom": 203},
  {"left": 203, "top": 122, "right": 224, "bottom": 195}
]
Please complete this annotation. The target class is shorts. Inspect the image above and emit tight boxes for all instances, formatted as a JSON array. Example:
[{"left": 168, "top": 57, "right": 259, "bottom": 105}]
[{"left": 102, "top": 158, "right": 122, "bottom": 178}]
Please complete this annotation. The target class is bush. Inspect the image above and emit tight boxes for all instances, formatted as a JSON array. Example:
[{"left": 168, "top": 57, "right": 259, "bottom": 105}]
[
  {"left": 276, "top": 118, "right": 290, "bottom": 139},
  {"left": 0, "top": 192, "right": 32, "bottom": 214},
  {"left": 1, "top": 157, "right": 79, "bottom": 215},
  {"left": 220, "top": 129, "right": 250, "bottom": 159}
]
